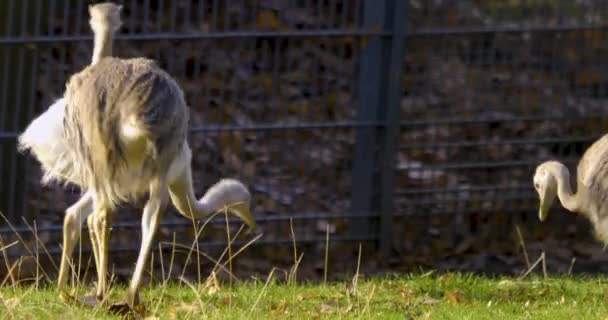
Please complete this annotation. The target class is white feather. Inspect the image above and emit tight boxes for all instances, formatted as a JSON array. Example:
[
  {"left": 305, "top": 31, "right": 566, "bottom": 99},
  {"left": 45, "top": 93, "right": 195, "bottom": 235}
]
[{"left": 18, "top": 98, "right": 78, "bottom": 185}]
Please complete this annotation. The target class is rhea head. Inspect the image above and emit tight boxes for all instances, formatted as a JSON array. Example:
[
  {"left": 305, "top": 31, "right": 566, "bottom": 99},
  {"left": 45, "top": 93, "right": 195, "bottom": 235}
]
[{"left": 533, "top": 161, "right": 561, "bottom": 222}]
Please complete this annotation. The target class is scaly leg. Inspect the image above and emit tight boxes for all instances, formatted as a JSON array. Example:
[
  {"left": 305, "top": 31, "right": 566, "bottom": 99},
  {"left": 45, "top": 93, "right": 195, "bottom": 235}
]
[
  {"left": 126, "top": 180, "right": 168, "bottom": 307},
  {"left": 86, "top": 214, "right": 100, "bottom": 288},
  {"left": 92, "top": 203, "right": 113, "bottom": 299},
  {"left": 57, "top": 192, "right": 93, "bottom": 295}
]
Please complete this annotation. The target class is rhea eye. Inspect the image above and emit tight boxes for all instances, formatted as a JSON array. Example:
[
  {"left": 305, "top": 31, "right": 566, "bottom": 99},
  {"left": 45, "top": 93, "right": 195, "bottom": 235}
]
[{"left": 534, "top": 182, "right": 540, "bottom": 189}]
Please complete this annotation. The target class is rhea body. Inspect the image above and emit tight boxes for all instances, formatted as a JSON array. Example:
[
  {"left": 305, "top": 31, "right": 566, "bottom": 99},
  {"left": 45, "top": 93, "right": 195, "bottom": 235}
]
[
  {"left": 533, "top": 133, "right": 608, "bottom": 244},
  {"left": 18, "top": 2, "right": 254, "bottom": 308}
]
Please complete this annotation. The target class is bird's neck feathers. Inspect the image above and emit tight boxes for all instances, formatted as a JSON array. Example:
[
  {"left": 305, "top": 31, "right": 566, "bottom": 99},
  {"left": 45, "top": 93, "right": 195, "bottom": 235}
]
[
  {"left": 546, "top": 162, "right": 579, "bottom": 213},
  {"left": 92, "top": 31, "right": 113, "bottom": 65},
  {"left": 89, "top": 3, "right": 122, "bottom": 65}
]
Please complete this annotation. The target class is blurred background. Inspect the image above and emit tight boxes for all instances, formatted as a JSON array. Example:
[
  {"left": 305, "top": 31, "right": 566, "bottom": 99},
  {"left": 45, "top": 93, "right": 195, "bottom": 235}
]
[{"left": 1, "top": 0, "right": 608, "bottom": 283}]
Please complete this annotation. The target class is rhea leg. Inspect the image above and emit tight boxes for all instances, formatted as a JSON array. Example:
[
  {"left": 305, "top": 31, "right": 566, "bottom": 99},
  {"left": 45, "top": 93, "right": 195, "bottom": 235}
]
[
  {"left": 57, "top": 192, "right": 93, "bottom": 293},
  {"left": 92, "top": 202, "right": 114, "bottom": 299},
  {"left": 126, "top": 181, "right": 168, "bottom": 307},
  {"left": 86, "top": 214, "right": 100, "bottom": 287}
]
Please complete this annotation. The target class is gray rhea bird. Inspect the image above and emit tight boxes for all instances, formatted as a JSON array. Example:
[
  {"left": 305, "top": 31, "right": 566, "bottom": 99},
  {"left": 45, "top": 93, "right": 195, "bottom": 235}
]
[
  {"left": 18, "top": 2, "right": 255, "bottom": 309},
  {"left": 533, "top": 133, "right": 608, "bottom": 245}
]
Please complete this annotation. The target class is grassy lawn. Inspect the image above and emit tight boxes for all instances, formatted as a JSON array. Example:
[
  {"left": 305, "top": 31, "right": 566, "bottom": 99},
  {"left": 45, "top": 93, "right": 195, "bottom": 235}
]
[{"left": 1, "top": 272, "right": 608, "bottom": 319}]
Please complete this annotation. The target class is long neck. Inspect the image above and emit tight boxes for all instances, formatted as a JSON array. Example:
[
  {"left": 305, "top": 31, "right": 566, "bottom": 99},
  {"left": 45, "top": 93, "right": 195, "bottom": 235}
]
[
  {"left": 548, "top": 164, "right": 579, "bottom": 212},
  {"left": 91, "top": 29, "right": 113, "bottom": 65},
  {"left": 168, "top": 165, "right": 224, "bottom": 218}
]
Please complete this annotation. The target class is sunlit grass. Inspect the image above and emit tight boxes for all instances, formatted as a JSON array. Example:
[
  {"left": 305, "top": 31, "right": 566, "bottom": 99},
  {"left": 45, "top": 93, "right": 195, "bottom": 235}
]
[
  {"left": 1, "top": 209, "right": 607, "bottom": 319},
  {"left": 1, "top": 273, "right": 608, "bottom": 319}
]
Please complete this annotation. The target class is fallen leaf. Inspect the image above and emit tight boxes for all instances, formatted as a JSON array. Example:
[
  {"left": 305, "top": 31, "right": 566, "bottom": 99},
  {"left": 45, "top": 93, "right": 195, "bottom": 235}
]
[
  {"left": 444, "top": 289, "right": 465, "bottom": 304},
  {"left": 320, "top": 303, "right": 334, "bottom": 314},
  {"left": 273, "top": 299, "right": 288, "bottom": 316},
  {"left": 256, "top": 10, "right": 282, "bottom": 30},
  {"left": 343, "top": 304, "right": 354, "bottom": 313},
  {"left": 201, "top": 271, "right": 220, "bottom": 296},
  {"left": 182, "top": 302, "right": 199, "bottom": 311},
  {"left": 400, "top": 288, "right": 416, "bottom": 300},
  {"left": 2, "top": 297, "right": 20, "bottom": 310},
  {"left": 420, "top": 297, "right": 440, "bottom": 305},
  {"left": 497, "top": 279, "right": 519, "bottom": 288}
]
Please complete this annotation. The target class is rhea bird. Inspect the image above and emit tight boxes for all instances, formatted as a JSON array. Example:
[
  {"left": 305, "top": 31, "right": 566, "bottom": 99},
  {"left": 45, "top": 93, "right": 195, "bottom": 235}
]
[
  {"left": 533, "top": 133, "right": 608, "bottom": 245},
  {"left": 18, "top": 2, "right": 255, "bottom": 308}
]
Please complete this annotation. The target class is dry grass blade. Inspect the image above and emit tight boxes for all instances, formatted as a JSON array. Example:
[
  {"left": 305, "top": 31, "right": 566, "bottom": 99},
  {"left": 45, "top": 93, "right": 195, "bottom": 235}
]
[
  {"left": 568, "top": 257, "right": 576, "bottom": 275},
  {"left": 153, "top": 232, "right": 178, "bottom": 316},
  {"left": 515, "top": 225, "right": 530, "bottom": 269},
  {"left": 149, "top": 248, "right": 155, "bottom": 284},
  {"left": 324, "top": 224, "right": 330, "bottom": 284},
  {"left": 193, "top": 220, "right": 202, "bottom": 284},
  {"left": 215, "top": 232, "right": 263, "bottom": 277},
  {"left": 167, "top": 232, "right": 177, "bottom": 284},
  {"left": 1, "top": 259, "right": 22, "bottom": 287},
  {"left": 34, "top": 221, "right": 39, "bottom": 290},
  {"left": 21, "top": 217, "right": 59, "bottom": 272},
  {"left": 224, "top": 207, "right": 234, "bottom": 297},
  {"left": 154, "top": 243, "right": 167, "bottom": 314},
  {"left": 0, "top": 240, "right": 18, "bottom": 252},
  {"left": 179, "top": 208, "right": 224, "bottom": 281},
  {"left": 0, "top": 234, "right": 16, "bottom": 286},
  {"left": 159, "top": 242, "right": 238, "bottom": 282},
  {"left": 541, "top": 251, "right": 547, "bottom": 279},
  {"left": 361, "top": 284, "right": 377, "bottom": 317},
  {"left": 518, "top": 254, "right": 545, "bottom": 280},
  {"left": 288, "top": 217, "right": 299, "bottom": 286},
  {"left": 81, "top": 255, "right": 92, "bottom": 291},
  {"left": 288, "top": 253, "right": 304, "bottom": 287},
  {"left": 158, "top": 243, "right": 165, "bottom": 284},
  {"left": 247, "top": 267, "right": 276, "bottom": 317},
  {"left": 178, "top": 276, "right": 206, "bottom": 312},
  {"left": 0, "top": 211, "right": 51, "bottom": 281},
  {"left": 352, "top": 243, "right": 363, "bottom": 294},
  {"left": 209, "top": 224, "right": 246, "bottom": 279}
]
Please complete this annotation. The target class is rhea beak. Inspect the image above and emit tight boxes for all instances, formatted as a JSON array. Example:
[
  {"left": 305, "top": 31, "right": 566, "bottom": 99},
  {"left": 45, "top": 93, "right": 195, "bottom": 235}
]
[
  {"left": 228, "top": 201, "right": 256, "bottom": 230},
  {"left": 538, "top": 187, "right": 554, "bottom": 222}
]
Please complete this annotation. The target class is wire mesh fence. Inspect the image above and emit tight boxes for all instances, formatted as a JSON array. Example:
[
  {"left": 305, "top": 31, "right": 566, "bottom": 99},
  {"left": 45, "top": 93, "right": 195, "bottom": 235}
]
[
  {"left": 395, "top": 1, "right": 608, "bottom": 272},
  {"left": 0, "top": 0, "right": 607, "bottom": 277}
]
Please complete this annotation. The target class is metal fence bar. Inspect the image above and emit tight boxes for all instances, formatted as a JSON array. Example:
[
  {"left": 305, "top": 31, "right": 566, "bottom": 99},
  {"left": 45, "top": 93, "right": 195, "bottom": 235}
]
[
  {"left": 0, "top": 30, "right": 390, "bottom": 45},
  {"left": 407, "top": 24, "right": 608, "bottom": 36},
  {"left": 2, "top": 234, "right": 380, "bottom": 258},
  {"left": 350, "top": 0, "right": 407, "bottom": 254},
  {"left": 350, "top": 0, "right": 385, "bottom": 239},
  {"left": 0, "top": 211, "right": 381, "bottom": 235},
  {"left": 1, "top": 118, "right": 604, "bottom": 138},
  {"left": 377, "top": 0, "right": 406, "bottom": 257}
]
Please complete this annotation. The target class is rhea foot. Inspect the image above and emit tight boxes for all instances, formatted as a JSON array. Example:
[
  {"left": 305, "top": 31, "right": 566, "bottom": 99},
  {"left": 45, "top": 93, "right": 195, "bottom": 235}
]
[
  {"left": 59, "top": 290, "right": 103, "bottom": 308},
  {"left": 78, "top": 294, "right": 101, "bottom": 307},
  {"left": 108, "top": 293, "right": 145, "bottom": 318}
]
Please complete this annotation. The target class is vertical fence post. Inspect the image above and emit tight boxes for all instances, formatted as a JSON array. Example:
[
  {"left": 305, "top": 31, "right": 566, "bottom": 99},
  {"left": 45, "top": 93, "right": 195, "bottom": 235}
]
[
  {"left": 377, "top": 0, "right": 406, "bottom": 257},
  {"left": 350, "top": 0, "right": 387, "bottom": 239},
  {"left": 350, "top": 0, "right": 406, "bottom": 257}
]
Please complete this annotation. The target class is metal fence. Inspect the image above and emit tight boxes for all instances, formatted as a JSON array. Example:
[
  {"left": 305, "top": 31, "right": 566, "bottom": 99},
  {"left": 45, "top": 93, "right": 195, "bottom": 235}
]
[{"left": 0, "top": 0, "right": 608, "bottom": 274}]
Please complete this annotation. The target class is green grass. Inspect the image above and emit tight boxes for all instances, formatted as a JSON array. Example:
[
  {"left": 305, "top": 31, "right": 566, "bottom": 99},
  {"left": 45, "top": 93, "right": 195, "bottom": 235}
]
[{"left": 1, "top": 272, "right": 608, "bottom": 319}]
